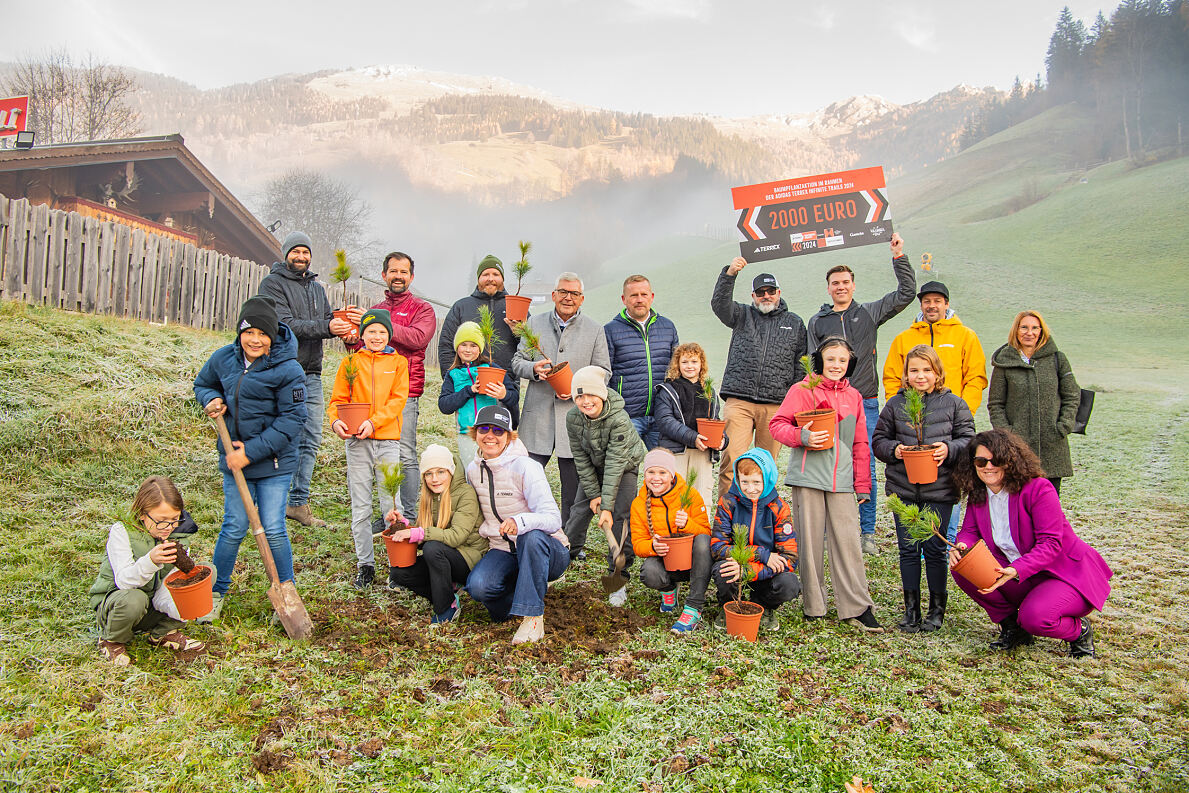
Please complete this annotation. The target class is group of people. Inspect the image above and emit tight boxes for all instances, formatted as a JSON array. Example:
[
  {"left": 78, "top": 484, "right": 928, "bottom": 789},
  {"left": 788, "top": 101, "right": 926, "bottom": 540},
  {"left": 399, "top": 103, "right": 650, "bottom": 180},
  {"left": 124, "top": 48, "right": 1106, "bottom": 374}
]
[{"left": 89, "top": 230, "right": 1112, "bottom": 666}]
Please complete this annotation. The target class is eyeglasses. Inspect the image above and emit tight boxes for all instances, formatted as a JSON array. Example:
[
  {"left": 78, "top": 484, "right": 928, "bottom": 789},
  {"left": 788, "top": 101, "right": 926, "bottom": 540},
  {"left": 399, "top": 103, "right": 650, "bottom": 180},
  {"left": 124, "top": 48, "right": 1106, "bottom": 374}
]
[
  {"left": 753, "top": 287, "right": 778, "bottom": 297},
  {"left": 145, "top": 514, "right": 181, "bottom": 530},
  {"left": 476, "top": 425, "right": 507, "bottom": 436},
  {"left": 554, "top": 289, "right": 583, "bottom": 299},
  {"left": 973, "top": 456, "right": 999, "bottom": 468}
]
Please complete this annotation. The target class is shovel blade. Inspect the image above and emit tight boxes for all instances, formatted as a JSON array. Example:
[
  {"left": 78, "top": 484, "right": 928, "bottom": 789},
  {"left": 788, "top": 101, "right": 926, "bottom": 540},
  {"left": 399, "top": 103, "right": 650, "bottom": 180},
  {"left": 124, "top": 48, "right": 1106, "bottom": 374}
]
[{"left": 266, "top": 580, "right": 314, "bottom": 640}]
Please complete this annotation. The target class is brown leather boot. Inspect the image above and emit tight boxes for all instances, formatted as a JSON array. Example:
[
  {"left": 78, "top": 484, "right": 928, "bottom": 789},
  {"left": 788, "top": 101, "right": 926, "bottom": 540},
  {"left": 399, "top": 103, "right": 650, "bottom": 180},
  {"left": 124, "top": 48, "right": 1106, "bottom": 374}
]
[{"left": 286, "top": 504, "right": 326, "bottom": 527}]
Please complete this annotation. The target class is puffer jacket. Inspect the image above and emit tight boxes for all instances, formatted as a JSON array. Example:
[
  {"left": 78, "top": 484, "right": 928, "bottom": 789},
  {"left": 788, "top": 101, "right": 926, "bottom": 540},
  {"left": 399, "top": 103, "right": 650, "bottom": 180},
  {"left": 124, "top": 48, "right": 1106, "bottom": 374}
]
[
  {"left": 350, "top": 290, "right": 437, "bottom": 399},
  {"left": 711, "top": 267, "right": 807, "bottom": 404},
  {"left": 988, "top": 340, "right": 1080, "bottom": 479},
  {"left": 872, "top": 387, "right": 975, "bottom": 503},
  {"left": 629, "top": 473, "right": 712, "bottom": 559},
  {"left": 710, "top": 448, "right": 798, "bottom": 580},
  {"left": 806, "top": 253, "right": 916, "bottom": 398},
  {"left": 653, "top": 378, "right": 726, "bottom": 461},
  {"left": 193, "top": 323, "right": 307, "bottom": 480},
  {"left": 465, "top": 439, "right": 568, "bottom": 553},
  {"left": 438, "top": 363, "right": 521, "bottom": 434},
  {"left": 257, "top": 261, "right": 334, "bottom": 375},
  {"left": 419, "top": 457, "right": 488, "bottom": 569},
  {"left": 437, "top": 288, "right": 522, "bottom": 375},
  {"left": 882, "top": 313, "right": 987, "bottom": 413},
  {"left": 605, "top": 309, "right": 679, "bottom": 418},
  {"left": 87, "top": 520, "right": 179, "bottom": 614},
  {"left": 327, "top": 346, "right": 410, "bottom": 440},
  {"left": 769, "top": 375, "right": 871, "bottom": 497},
  {"left": 566, "top": 390, "right": 647, "bottom": 508}
]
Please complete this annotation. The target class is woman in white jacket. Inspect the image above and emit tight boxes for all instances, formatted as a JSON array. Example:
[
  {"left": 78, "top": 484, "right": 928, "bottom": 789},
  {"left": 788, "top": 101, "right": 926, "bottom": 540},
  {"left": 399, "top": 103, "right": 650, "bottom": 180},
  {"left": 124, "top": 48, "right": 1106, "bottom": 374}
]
[{"left": 464, "top": 405, "right": 571, "bottom": 644}]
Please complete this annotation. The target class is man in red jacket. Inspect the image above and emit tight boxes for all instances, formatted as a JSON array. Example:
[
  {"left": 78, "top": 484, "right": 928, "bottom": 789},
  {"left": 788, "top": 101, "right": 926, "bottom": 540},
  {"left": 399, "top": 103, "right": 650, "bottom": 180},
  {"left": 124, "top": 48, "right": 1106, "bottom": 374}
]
[{"left": 348, "top": 252, "right": 437, "bottom": 521}]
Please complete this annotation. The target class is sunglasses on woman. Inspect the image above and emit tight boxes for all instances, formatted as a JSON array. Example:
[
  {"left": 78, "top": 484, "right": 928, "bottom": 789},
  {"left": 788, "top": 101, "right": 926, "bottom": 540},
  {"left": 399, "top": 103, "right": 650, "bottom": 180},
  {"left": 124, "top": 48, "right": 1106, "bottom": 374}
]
[
  {"left": 973, "top": 456, "right": 998, "bottom": 468},
  {"left": 476, "top": 425, "right": 507, "bottom": 436}
]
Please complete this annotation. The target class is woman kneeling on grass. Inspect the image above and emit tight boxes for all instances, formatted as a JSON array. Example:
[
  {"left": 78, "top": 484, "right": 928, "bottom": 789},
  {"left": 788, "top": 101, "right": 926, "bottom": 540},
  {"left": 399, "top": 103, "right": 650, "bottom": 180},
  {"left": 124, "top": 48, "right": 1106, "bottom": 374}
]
[
  {"left": 88, "top": 476, "right": 205, "bottom": 666},
  {"left": 629, "top": 448, "right": 713, "bottom": 634},
  {"left": 386, "top": 444, "right": 486, "bottom": 627},
  {"left": 464, "top": 405, "right": 571, "bottom": 644},
  {"left": 950, "top": 428, "right": 1112, "bottom": 657}
]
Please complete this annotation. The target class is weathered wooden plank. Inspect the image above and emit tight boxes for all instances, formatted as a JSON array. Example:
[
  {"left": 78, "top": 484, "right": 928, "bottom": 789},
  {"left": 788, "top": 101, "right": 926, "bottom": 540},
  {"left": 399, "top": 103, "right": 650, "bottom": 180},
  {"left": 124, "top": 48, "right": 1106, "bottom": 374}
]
[
  {"left": 27, "top": 204, "right": 50, "bottom": 304},
  {"left": 46, "top": 209, "right": 67, "bottom": 308},
  {"left": 4, "top": 199, "right": 30, "bottom": 300},
  {"left": 199, "top": 250, "right": 215, "bottom": 330},
  {"left": 95, "top": 221, "right": 117, "bottom": 314},
  {"left": 179, "top": 244, "right": 195, "bottom": 326},
  {"left": 168, "top": 241, "right": 185, "bottom": 323},
  {"left": 213, "top": 254, "right": 230, "bottom": 331},
  {"left": 140, "top": 234, "right": 160, "bottom": 320},
  {"left": 205, "top": 250, "right": 220, "bottom": 330},
  {"left": 232, "top": 258, "right": 247, "bottom": 317},
  {"left": 109, "top": 224, "right": 131, "bottom": 317},
  {"left": 190, "top": 248, "right": 208, "bottom": 329},
  {"left": 0, "top": 197, "right": 9, "bottom": 298},
  {"left": 152, "top": 238, "right": 171, "bottom": 323},
  {"left": 81, "top": 216, "right": 101, "bottom": 313},
  {"left": 126, "top": 228, "right": 145, "bottom": 318},
  {"left": 63, "top": 212, "right": 85, "bottom": 310}
]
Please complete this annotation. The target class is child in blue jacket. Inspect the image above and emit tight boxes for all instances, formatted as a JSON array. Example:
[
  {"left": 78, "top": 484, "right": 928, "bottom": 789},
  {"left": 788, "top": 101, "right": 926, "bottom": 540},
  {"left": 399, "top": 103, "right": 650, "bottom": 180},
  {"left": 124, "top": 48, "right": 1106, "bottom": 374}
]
[{"left": 438, "top": 321, "right": 520, "bottom": 465}]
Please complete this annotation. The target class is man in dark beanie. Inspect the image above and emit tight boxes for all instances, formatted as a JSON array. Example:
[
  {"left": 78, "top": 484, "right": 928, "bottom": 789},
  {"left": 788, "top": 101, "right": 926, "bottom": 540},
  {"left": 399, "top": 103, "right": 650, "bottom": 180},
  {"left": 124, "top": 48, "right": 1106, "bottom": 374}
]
[{"left": 258, "top": 231, "right": 356, "bottom": 528}]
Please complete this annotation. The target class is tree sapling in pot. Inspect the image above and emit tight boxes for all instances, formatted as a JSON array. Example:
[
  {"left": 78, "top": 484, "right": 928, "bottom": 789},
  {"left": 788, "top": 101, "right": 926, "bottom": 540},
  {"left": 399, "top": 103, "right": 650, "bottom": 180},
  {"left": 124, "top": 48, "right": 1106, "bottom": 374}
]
[
  {"left": 330, "top": 249, "right": 359, "bottom": 343},
  {"left": 473, "top": 306, "right": 507, "bottom": 390},
  {"left": 378, "top": 462, "right": 417, "bottom": 567},
  {"left": 886, "top": 494, "right": 999, "bottom": 589},
  {"left": 722, "top": 524, "right": 764, "bottom": 641},
  {"left": 695, "top": 376, "right": 727, "bottom": 449},
  {"left": 793, "top": 354, "right": 837, "bottom": 450},
  {"left": 514, "top": 320, "right": 572, "bottom": 397},
  {"left": 659, "top": 469, "right": 698, "bottom": 572},
  {"left": 152, "top": 513, "right": 214, "bottom": 619},
  {"left": 337, "top": 352, "right": 371, "bottom": 435},
  {"left": 504, "top": 239, "right": 534, "bottom": 322},
  {"left": 897, "top": 388, "right": 939, "bottom": 484}
]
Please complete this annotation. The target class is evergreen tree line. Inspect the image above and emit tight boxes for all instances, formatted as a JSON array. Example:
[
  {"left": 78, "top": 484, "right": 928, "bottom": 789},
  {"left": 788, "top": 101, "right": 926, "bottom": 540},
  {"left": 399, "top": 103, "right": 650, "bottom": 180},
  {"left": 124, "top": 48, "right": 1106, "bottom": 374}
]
[{"left": 960, "top": 0, "right": 1189, "bottom": 162}]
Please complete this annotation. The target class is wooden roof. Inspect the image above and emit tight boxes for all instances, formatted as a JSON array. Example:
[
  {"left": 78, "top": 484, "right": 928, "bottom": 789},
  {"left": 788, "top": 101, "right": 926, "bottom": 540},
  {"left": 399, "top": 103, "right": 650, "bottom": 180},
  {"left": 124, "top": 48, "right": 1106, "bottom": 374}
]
[{"left": 0, "top": 134, "right": 280, "bottom": 265}]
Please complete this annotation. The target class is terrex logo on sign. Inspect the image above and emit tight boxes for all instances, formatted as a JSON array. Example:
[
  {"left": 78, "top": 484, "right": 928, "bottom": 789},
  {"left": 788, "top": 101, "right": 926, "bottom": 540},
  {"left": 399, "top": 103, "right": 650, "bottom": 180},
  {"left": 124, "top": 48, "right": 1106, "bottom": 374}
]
[{"left": 0, "top": 96, "right": 29, "bottom": 136}]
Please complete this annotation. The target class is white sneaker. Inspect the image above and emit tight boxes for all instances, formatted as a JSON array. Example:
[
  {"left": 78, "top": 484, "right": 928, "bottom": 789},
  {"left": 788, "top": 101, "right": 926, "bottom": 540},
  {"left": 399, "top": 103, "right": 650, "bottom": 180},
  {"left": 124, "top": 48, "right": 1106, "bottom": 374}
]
[
  {"left": 608, "top": 587, "right": 628, "bottom": 608},
  {"left": 196, "top": 592, "right": 223, "bottom": 624},
  {"left": 511, "top": 615, "right": 544, "bottom": 644}
]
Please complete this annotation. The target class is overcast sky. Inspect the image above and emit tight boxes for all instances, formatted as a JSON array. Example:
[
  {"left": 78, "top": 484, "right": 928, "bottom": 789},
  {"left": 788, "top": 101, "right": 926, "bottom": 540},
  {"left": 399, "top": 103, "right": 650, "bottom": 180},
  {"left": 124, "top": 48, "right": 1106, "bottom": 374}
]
[{"left": 6, "top": 0, "right": 1111, "bottom": 116}]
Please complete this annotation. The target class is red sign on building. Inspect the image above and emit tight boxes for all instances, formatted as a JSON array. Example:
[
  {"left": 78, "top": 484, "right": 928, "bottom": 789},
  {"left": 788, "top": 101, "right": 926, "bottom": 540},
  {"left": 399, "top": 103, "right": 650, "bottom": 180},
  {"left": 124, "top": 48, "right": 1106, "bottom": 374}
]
[{"left": 0, "top": 96, "right": 29, "bottom": 137}]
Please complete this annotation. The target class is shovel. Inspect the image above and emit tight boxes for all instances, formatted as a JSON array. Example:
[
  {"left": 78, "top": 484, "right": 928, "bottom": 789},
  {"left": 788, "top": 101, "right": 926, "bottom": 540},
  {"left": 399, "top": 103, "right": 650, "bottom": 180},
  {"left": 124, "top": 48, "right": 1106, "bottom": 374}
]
[
  {"left": 598, "top": 511, "right": 629, "bottom": 595},
  {"left": 213, "top": 414, "right": 314, "bottom": 640}
]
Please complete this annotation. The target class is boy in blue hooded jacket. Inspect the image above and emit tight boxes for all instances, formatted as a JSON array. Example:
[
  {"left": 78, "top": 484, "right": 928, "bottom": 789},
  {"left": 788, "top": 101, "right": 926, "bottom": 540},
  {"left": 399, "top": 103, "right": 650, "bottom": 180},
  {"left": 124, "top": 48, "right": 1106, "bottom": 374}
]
[{"left": 710, "top": 447, "right": 800, "bottom": 627}]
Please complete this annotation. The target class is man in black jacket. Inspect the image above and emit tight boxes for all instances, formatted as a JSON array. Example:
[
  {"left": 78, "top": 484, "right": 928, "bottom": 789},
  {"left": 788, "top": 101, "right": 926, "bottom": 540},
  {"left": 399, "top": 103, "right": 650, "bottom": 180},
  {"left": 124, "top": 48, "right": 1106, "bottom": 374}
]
[
  {"left": 806, "top": 232, "right": 915, "bottom": 554},
  {"left": 258, "top": 231, "right": 355, "bottom": 528},
  {"left": 711, "top": 260, "right": 807, "bottom": 498}
]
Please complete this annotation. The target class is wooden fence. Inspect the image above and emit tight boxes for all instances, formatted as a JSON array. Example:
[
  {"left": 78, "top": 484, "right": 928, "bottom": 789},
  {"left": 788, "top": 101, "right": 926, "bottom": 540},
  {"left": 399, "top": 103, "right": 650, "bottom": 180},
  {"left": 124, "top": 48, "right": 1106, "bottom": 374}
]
[{"left": 0, "top": 193, "right": 383, "bottom": 333}]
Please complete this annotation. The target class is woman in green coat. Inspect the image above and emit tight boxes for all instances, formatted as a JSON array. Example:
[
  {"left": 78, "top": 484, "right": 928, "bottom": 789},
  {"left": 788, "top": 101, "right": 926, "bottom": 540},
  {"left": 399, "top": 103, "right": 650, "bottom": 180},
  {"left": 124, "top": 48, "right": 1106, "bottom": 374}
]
[{"left": 987, "top": 310, "right": 1081, "bottom": 494}]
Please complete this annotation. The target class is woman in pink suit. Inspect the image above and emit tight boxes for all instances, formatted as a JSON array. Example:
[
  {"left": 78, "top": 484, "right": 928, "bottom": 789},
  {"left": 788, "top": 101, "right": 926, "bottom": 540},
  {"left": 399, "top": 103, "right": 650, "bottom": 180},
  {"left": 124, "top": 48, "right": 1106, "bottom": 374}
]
[{"left": 950, "top": 429, "right": 1111, "bottom": 657}]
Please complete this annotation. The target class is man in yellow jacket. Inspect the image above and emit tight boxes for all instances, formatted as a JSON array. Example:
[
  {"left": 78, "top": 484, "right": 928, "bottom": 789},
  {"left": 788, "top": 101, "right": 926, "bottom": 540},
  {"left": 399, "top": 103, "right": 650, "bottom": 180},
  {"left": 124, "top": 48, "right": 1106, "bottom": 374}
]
[{"left": 882, "top": 281, "right": 987, "bottom": 414}]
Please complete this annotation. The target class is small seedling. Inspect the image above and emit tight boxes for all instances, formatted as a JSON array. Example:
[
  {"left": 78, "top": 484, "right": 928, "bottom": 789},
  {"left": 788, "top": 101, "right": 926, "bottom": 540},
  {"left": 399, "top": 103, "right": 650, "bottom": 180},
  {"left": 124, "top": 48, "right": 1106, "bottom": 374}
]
[
  {"left": 701, "top": 375, "right": 717, "bottom": 406},
  {"left": 886, "top": 494, "right": 960, "bottom": 550},
  {"left": 330, "top": 249, "right": 351, "bottom": 284},
  {"left": 899, "top": 388, "right": 927, "bottom": 447},
  {"left": 677, "top": 469, "right": 698, "bottom": 512},
  {"left": 477, "top": 305, "right": 502, "bottom": 354},
  {"left": 799, "top": 354, "right": 823, "bottom": 391},
  {"left": 342, "top": 352, "right": 360, "bottom": 392},
  {"left": 378, "top": 461, "right": 405, "bottom": 532},
  {"left": 728, "top": 524, "right": 757, "bottom": 606},
  {"left": 513, "top": 240, "right": 532, "bottom": 296},
  {"left": 513, "top": 321, "right": 546, "bottom": 361}
]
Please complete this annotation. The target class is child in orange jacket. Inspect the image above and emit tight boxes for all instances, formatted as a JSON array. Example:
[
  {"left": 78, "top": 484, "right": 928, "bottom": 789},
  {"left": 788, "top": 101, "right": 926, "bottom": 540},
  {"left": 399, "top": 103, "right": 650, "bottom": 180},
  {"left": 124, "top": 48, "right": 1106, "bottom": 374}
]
[
  {"left": 328, "top": 308, "right": 411, "bottom": 588},
  {"left": 630, "top": 448, "right": 712, "bottom": 634}
]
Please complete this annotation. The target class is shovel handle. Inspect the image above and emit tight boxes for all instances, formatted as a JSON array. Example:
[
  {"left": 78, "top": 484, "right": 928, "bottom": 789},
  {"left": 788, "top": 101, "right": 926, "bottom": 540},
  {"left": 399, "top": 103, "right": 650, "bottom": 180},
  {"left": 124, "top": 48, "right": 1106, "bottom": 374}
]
[{"left": 213, "top": 414, "right": 283, "bottom": 588}]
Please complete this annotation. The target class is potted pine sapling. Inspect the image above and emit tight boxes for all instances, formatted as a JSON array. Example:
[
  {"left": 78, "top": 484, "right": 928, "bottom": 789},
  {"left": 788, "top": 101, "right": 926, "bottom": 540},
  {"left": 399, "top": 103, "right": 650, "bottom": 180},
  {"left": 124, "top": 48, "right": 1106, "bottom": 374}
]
[
  {"left": 695, "top": 376, "right": 726, "bottom": 450},
  {"left": 473, "top": 305, "right": 507, "bottom": 391},
  {"left": 897, "top": 388, "right": 938, "bottom": 485},
  {"left": 660, "top": 469, "right": 698, "bottom": 573},
  {"left": 886, "top": 494, "right": 999, "bottom": 590},
  {"left": 792, "top": 354, "right": 837, "bottom": 450},
  {"left": 337, "top": 352, "right": 371, "bottom": 435},
  {"left": 513, "top": 320, "right": 573, "bottom": 398},
  {"left": 722, "top": 525, "right": 763, "bottom": 641},
  {"left": 377, "top": 461, "right": 417, "bottom": 568},
  {"left": 504, "top": 239, "right": 534, "bottom": 322},
  {"left": 330, "top": 249, "right": 359, "bottom": 344},
  {"left": 151, "top": 513, "right": 214, "bottom": 620}
]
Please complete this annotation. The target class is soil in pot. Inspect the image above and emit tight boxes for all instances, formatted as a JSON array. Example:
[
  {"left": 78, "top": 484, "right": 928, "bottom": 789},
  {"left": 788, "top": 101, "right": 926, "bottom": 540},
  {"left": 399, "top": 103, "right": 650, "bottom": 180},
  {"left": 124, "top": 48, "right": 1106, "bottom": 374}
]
[
  {"left": 794, "top": 409, "right": 836, "bottom": 451},
  {"left": 660, "top": 533, "right": 694, "bottom": 572},
  {"left": 951, "top": 539, "right": 1001, "bottom": 590},
  {"left": 384, "top": 535, "right": 418, "bottom": 568},
  {"left": 165, "top": 564, "right": 215, "bottom": 620},
  {"left": 723, "top": 600, "right": 764, "bottom": 642},
  {"left": 504, "top": 295, "right": 532, "bottom": 323},
  {"left": 474, "top": 366, "right": 506, "bottom": 391},
  {"left": 545, "top": 361, "right": 572, "bottom": 397},
  {"left": 695, "top": 418, "right": 726, "bottom": 450},
  {"left": 172, "top": 542, "right": 196, "bottom": 574},
  {"left": 338, "top": 403, "right": 371, "bottom": 435},
  {"left": 901, "top": 446, "right": 940, "bottom": 485}
]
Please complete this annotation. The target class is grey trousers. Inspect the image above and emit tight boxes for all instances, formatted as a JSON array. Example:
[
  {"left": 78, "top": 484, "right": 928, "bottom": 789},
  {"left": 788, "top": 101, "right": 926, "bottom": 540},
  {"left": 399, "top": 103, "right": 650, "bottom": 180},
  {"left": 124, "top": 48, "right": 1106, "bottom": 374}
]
[
  {"left": 789, "top": 486, "right": 876, "bottom": 619},
  {"left": 398, "top": 399, "right": 420, "bottom": 521},
  {"left": 346, "top": 437, "right": 402, "bottom": 566},
  {"left": 95, "top": 589, "right": 182, "bottom": 643}
]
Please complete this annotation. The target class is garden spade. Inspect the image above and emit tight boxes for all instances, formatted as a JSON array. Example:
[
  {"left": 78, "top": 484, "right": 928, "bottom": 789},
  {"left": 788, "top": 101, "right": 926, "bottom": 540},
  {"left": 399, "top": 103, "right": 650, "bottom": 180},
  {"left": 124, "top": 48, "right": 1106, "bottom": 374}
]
[
  {"left": 599, "top": 513, "right": 629, "bottom": 594},
  {"left": 213, "top": 414, "right": 314, "bottom": 640}
]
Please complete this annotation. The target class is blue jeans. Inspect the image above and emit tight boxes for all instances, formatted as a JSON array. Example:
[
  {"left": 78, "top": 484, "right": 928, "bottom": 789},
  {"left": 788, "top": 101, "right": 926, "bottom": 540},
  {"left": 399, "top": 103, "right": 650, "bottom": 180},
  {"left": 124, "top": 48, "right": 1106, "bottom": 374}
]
[
  {"left": 465, "top": 531, "right": 570, "bottom": 619},
  {"left": 947, "top": 504, "right": 962, "bottom": 543},
  {"left": 631, "top": 415, "right": 659, "bottom": 451},
  {"left": 288, "top": 371, "right": 323, "bottom": 507},
  {"left": 214, "top": 471, "right": 294, "bottom": 595},
  {"left": 860, "top": 397, "right": 879, "bottom": 536}
]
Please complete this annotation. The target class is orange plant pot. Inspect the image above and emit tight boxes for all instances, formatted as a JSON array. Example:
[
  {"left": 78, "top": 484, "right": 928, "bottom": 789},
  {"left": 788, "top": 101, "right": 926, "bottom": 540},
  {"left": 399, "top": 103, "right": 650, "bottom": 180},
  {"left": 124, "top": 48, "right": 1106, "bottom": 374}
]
[
  {"left": 661, "top": 533, "right": 695, "bottom": 572},
  {"left": 475, "top": 366, "right": 506, "bottom": 391},
  {"left": 164, "top": 565, "right": 215, "bottom": 621},
  {"left": 504, "top": 295, "right": 532, "bottom": 323},
  {"left": 545, "top": 361, "right": 572, "bottom": 398},
  {"left": 952, "top": 539, "right": 1001, "bottom": 590},
  {"left": 794, "top": 409, "right": 836, "bottom": 450},
  {"left": 695, "top": 418, "right": 727, "bottom": 449},
  {"left": 723, "top": 600, "right": 764, "bottom": 642},
  {"left": 337, "top": 403, "right": 371, "bottom": 435},
  {"left": 384, "top": 535, "right": 418, "bottom": 568},
  {"left": 901, "top": 447, "right": 940, "bottom": 485},
  {"left": 332, "top": 309, "right": 358, "bottom": 343}
]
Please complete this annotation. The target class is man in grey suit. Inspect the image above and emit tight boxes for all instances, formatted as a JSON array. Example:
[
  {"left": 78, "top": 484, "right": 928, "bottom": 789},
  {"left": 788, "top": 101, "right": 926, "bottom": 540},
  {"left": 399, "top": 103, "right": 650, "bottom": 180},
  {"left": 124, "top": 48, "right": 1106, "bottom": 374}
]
[{"left": 511, "top": 272, "right": 610, "bottom": 548}]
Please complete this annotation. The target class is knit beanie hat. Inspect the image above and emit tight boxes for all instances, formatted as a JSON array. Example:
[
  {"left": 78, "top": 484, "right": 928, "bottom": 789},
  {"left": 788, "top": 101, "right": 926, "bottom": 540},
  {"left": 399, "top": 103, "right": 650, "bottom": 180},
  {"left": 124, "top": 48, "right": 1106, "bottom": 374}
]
[
  {"left": 571, "top": 365, "right": 609, "bottom": 401},
  {"left": 453, "top": 321, "right": 485, "bottom": 351},
  {"left": 419, "top": 443, "right": 456, "bottom": 475},
  {"left": 477, "top": 254, "right": 504, "bottom": 279},
  {"left": 281, "top": 231, "right": 313, "bottom": 262},
  {"left": 360, "top": 308, "right": 393, "bottom": 340},
  {"left": 642, "top": 448, "right": 677, "bottom": 476},
  {"left": 237, "top": 296, "right": 279, "bottom": 342}
]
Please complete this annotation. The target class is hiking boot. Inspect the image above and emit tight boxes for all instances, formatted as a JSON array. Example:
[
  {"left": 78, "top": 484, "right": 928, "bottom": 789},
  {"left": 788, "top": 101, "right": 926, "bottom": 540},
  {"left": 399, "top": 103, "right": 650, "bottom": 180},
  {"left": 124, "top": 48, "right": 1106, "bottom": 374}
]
[
  {"left": 98, "top": 639, "right": 131, "bottom": 667},
  {"left": 761, "top": 608, "right": 780, "bottom": 632},
  {"left": 898, "top": 589, "right": 922, "bottom": 633},
  {"left": 1068, "top": 619, "right": 1096, "bottom": 658},
  {"left": 196, "top": 592, "right": 223, "bottom": 624},
  {"left": 148, "top": 631, "right": 205, "bottom": 652},
  {"left": 989, "top": 615, "right": 1034, "bottom": 650},
  {"left": 669, "top": 606, "right": 702, "bottom": 635},
  {"left": 286, "top": 504, "right": 327, "bottom": 528},
  {"left": 845, "top": 606, "right": 885, "bottom": 634},
  {"left": 860, "top": 536, "right": 879, "bottom": 555},
  {"left": 659, "top": 588, "right": 678, "bottom": 613},
  {"left": 430, "top": 595, "right": 461, "bottom": 627},
  {"left": 353, "top": 564, "right": 375, "bottom": 590},
  {"left": 608, "top": 587, "right": 628, "bottom": 608},
  {"left": 511, "top": 615, "right": 545, "bottom": 644},
  {"left": 920, "top": 590, "right": 947, "bottom": 632}
]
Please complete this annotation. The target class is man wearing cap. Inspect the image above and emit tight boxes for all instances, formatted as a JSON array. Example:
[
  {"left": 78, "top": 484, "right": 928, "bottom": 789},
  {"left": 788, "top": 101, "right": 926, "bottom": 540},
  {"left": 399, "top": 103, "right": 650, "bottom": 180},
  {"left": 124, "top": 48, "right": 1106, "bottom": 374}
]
[
  {"left": 258, "top": 231, "right": 355, "bottom": 528},
  {"left": 348, "top": 251, "right": 437, "bottom": 522},
  {"left": 437, "top": 255, "right": 522, "bottom": 424},
  {"left": 711, "top": 257, "right": 808, "bottom": 498},
  {"left": 604, "top": 275, "right": 679, "bottom": 450},
  {"left": 806, "top": 232, "right": 916, "bottom": 555}
]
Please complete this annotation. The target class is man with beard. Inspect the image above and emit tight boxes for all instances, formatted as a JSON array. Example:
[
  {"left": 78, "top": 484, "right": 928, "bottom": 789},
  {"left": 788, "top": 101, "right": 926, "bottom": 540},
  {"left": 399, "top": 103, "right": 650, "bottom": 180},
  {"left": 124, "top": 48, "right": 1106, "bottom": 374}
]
[
  {"left": 351, "top": 252, "right": 438, "bottom": 522},
  {"left": 436, "top": 254, "right": 521, "bottom": 424},
  {"left": 258, "top": 231, "right": 355, "bottom": 528},
  {"left": 710, "top": 257, "right": 807, "bottom": 498}
]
